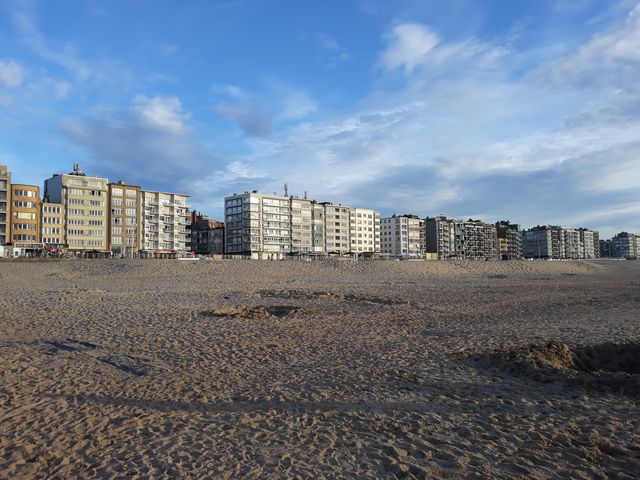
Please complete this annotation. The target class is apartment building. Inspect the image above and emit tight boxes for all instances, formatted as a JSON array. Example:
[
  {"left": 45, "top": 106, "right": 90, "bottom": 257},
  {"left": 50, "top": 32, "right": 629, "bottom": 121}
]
[
  {"left": 381, "top": 214, "right": 424, "bottom": 256},
  {"left": 349, "top": 208, "right": 380, "bottom": 254},
  {"left": 108, "top": 182, "right": 141, "bottom": 255},
  {"left": 290, "top": 197, "right": 313, "bottom": 253},
  {"left": 425, "top": 216, "right": 459, "bottom": 260},
  {"left": 0, "top": 165, "right": 10, "bottom": 245},
  {"left": 578, "top": 228, "right": 599, "bottom": 259},
  {"left": 611, "top": 232, "right": 638, "bottom": 259},
  {"left": 189, "top": 211, "right": 224, "bottom": 254},
  {"left": 496, "top": 221, "right": 522, "bottom": 260},
  {"left": 463, "top": 219, "right": 498, "bottom": 260},
  {"left": 44, "top": 165, "right": 109, "bottom": 252},
  {"left": 321, "top": 202, "right": 351, "bottom": 254},
  {"left": 141, "top": 190, "right": 190, "bottom": 252},
  {"left": 311, "top": 202, "right": 325, "bottom": 253},
  {"left": 523, "top": 225, "right": 600, "bottom": 259},
  {"left": 10, "top": 184, "right": 40, "bottom": 247},
  {"left": 41, "top": 202, "right": 65, "bottom": 250},
  {"left": 600, "top": 239, "right": 614, "bottom": 258},
  {"left": 426, "top": 216, "right": 497, "bottom": 260}
]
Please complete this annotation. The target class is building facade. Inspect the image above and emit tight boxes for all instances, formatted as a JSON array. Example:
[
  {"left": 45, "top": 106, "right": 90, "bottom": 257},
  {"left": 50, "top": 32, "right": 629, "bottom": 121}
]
[
  {"left": 10, "top": 184, "right": 40, "bottom": 247},
  {"left": 426, "top": 216, "right": 497, "bottom": 260},
  {"left": 349, "top": 208, "right": 380, "bottom": 254},
  {"left": 381, "top": 214, "right": 425, "bottom": 256},
  {"left": 44, "top": 165, "right": 109, "bottom": 252},
  {"left": 611, "top": 232, "right": 638, "bottom": 259},
  {"left": 189, "top": 211, "right": 224, "bottom": 254},
  {"left": 0, "top": 165, "right": 10, "bottom": 245},
  {"left": 141, "top": 190, "right": 190, "bottom": 252},
  {"left": 41, "top": 202, "right": 65, "bottom": 250},
  {"left": 523, "top": 225, "right": 600, "bottom": 259},
  {"left": 496, "top": 221, "right": 522, "bottom": 260},
  {"left": 108, "top": 182, "right": 141, "bottom": 255}
]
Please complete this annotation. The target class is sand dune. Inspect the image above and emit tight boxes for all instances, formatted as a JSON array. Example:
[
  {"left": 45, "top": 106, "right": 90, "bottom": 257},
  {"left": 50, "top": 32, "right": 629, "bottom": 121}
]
[{"left": 0, "top": 259, "right": 638, "bottom": 478}]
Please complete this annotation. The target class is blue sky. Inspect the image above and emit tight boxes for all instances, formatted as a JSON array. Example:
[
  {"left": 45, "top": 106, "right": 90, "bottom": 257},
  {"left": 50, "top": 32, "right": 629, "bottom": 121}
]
[{"left": 1, "top": 0, "right": 639, "bottom": 238}]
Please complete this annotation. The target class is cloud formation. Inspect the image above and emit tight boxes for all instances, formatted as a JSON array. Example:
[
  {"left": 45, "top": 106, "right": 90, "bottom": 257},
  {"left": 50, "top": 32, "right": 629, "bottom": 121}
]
[
  {"left": 379, "top": 23, "right": 440, "bottom": 73},
  {"left": 0, "top": 59, "right": 25, "bottom": 87}
]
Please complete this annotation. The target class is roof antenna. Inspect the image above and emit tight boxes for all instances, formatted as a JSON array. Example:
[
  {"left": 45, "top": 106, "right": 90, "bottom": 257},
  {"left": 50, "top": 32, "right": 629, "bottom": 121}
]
[
  {"left": 284, "top": 182, "right": 288, "bottom": 196},
  {"left": 304, "top": 190, "right": 307, "bottom": 200}
]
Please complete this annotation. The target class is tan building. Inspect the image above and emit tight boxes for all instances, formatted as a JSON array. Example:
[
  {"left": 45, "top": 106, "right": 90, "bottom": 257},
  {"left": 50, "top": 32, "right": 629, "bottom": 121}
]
[
  {"left": 10, "top": 184, "right": 40, "bottom": 247},
  {"left": 141, "top": 190, "right": 190, "bottom": 252},
  {"left": 108, "top": 182, "right": 141, "bottom": 255},
  {"left": 321, "top": 202, "right": 351, "bottom": 254},
  {"left": 44, "top": 164, "right": 109, "bottom": 252},
  {"left": 349, "top": 207, "right": 380, "bottom": 254},
  {"left": 41, "top": 202, "right": 65, "bottom": 249},
  {"left": 0, "top": 164, "right": 10, "bottom": 245}
]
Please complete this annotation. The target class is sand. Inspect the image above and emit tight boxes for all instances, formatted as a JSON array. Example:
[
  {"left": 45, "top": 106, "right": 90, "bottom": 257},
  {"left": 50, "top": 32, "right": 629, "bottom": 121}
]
[{"left": 0, "top": 258, "right": 638, "bottom": 479}]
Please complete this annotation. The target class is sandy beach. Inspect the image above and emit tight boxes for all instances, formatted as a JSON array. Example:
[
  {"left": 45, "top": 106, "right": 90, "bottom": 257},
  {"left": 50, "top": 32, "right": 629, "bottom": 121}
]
[{"left": 1, "top": 258, "right": 639, "bottom": 479}]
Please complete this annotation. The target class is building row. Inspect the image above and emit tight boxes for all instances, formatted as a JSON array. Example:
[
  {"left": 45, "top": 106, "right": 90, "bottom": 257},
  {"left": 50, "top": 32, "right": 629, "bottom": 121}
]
[
  {"left": 0, "top": 164, "right": 190, "bottom": 255},
  {"left": 2, "top": 163, "right": 637, "bottom": 260}
]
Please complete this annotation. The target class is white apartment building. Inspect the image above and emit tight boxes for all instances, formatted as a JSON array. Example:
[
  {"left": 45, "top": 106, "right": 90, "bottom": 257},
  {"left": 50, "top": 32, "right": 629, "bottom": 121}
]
[
  {"left": 141, "top": 190, "right": 190, "bottom": 252},
  {"left": 349, "top": 207, "right": 380, "bottom": 254},
  {"left": 44, "top": 165, "right": 109, "bottom": 251},
  {"left": 225, "top": 191, "right": 292, "bottom": 257},
  {"left": 381, "top": 214, "right": 424, "bottom": 256},
  {"left": 224, "top": 191, "right": 381, "bottom": 257}
]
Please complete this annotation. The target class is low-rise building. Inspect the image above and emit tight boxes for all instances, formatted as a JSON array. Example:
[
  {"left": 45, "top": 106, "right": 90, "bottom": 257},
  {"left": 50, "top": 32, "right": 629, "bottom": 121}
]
[
  {"left": 523, "top": 225, "right": 600, "bottom": 259},
  {"left": 189, "top": 211, "right": 224, "bottom": 254}
]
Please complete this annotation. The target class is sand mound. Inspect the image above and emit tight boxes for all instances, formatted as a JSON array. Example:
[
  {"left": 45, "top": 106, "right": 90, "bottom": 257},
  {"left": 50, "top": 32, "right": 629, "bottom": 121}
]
[
  {"left": 199, "top": 305, "right": 310, "bottom": 319},
  {"left": 474, "top": 342, "right": 640, "bottom": 395},
  {"left": 260, "top": 289, "right": 407, "bottom": 305}
]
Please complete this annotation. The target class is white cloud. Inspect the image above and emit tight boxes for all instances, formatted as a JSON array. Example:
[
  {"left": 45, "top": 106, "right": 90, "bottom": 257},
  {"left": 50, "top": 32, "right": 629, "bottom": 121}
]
[
  {"left": 379, "top": 23, "right": 440, "bottom": 73},
  {"left": 280, "top": 90, "right": 318, "bottom": 120},
  {"left": 0, "top": 59, "right": 25, "bottom": 87},
  {"left": 132, "top": 95, "right": 191, "bottom": 133}
]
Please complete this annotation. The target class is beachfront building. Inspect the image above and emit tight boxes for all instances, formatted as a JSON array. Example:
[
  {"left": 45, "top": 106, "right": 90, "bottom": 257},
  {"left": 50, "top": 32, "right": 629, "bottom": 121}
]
[
  {"left": 108, "top": 182, "right": 141, "bottom": 255},
  {"left": 0, "top": 165, "right": 10, "bottom": 245},
  {"left": 141, "top": 190, "right": 190, "bottom": 253},
  {"left": 41, "top": 202, "right": 65, "bottom": 251},
  {"left": 44, "top": 165, "right": 109, "bottom": 252},
  {"left": 600, "top": 239, "right": 614, "bottom": 258},
  {"left": 349, "top": 207, "right": 381, "bottom": 254},
  {"left": 290, "top": 197, "right": 314, "bottom": 253},
  {"left": 311, "top": 202, "right": 326, "bottom": 254},
  {"left": 523, "top": 225, "right": 600, "bottom": 259},
  {"left": 189, "top": 211, "right": 224, "bottom": 254},
  {"left": 578, "top": 228, "right": 599, "bottom": 259},
  {"left": 495, "top": 221, "right": 522, "bottom": 260},
  {"left": 381, "top": 214, "right": 424, "bottom": 256},
  {"left": 321, "top": 202, "right": 351, "bottom": 254},
  {"left": 611, "top": 232, "right": 638, "bottom": 259},
  {"left": 425, "top": 216, "right": 497, "bottom": 260},
  {"left": 10, "top": 184, "right": 41, "bottom": 252}
]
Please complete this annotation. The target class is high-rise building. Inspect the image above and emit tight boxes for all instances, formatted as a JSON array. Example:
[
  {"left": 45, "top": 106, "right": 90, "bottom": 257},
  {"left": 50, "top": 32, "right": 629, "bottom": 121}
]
[
  {"left": 0, "top": 165, "right": 10, "bottom": 245},
  {"left": 44, "top": 165, "right": 109, "bottom": 252},
  {"left": 321, "top": 202, "right": 351, "bottom": 254},
  {"left": 10, "top": 184, "right": 40, "bottom": 248},
  {"left": 290, "top": 197, "right": 314, "bottom": 253},
  {"left": 108, "top": 182, "right": 141, "bottom": 255},
  {"left": 611, "top": 232, "right": 638, "bottom": 259},
  {"left": 349, "top": 207, "right": 380, "bottom": 254},
  {"left": 381, "top": 214, "right": 425, "bottom": 256},
  {"left": 426, "top": 216, "right": 497, "bottom": 260},
  {"left": 41, "top": 202, "right": 65, "bottom": 250},
  {"left": 523, "top": 225, "right": 600, "bottom": 259},
  {"left": 141, "top": 190, "right": 190, "bottom": 252},
  {"left": 495, "top": 221, "right": 522, "bottom": 260}
]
